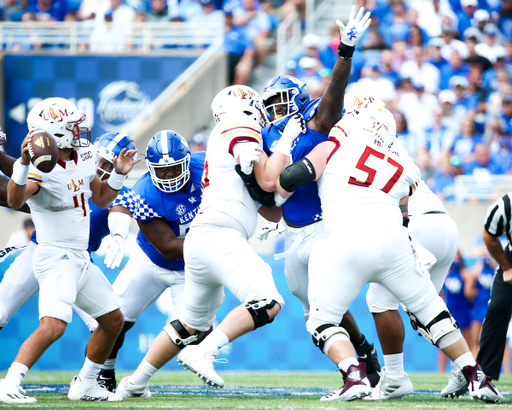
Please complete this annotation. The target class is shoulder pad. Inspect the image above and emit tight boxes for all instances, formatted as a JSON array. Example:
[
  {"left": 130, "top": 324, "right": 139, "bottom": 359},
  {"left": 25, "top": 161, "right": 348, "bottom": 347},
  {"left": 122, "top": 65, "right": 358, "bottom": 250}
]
[{"left": 303, "top": 98, "right": 321, "bottom": 122}]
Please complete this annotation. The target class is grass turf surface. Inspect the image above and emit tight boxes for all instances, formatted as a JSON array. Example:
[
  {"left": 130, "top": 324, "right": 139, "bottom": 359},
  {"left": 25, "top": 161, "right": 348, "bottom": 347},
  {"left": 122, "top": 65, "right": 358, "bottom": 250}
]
[{"left": 0, "top": 371, "right": 510, "bottom": 409}]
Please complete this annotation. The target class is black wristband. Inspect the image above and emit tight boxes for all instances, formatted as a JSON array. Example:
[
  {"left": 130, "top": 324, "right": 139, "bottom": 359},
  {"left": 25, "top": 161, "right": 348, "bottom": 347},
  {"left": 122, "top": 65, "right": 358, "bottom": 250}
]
[
  {"left": 403, "top": 216, "right": 410, "bottom": 227},
  {"left": 337, "top": 42, "right": 355, "bottom": 59}
]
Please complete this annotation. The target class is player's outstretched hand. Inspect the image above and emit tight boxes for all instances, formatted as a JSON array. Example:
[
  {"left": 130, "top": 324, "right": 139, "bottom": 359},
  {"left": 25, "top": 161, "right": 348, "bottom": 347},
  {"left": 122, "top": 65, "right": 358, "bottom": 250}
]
[
  {"left": 257, "top": 219, "right": 286, "bottom": 241},
  {"left": 104, "top": 235, "right": 125, "bottom": 269},
  {"left": 239, "top": 147, "right": 261, "bottom": 175},
  {"left": 113, "top": 148, "right": 141, "bottom": 175},
  {"left": 336, "top": 6, "right": 371, "bottom": 47}
]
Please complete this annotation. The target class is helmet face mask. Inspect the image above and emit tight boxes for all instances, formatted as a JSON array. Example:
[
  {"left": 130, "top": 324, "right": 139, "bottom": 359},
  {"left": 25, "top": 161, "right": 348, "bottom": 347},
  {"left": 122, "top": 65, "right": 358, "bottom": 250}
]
[
  {"left": 27, "top": 97, "right": 91, "bottom": 150},
  {"left": 211, "top": 85, "right": 268, "bottom": 129},
  {"left": 262, "top": 75, "right": 310, "bottom": 132},
  {"left": 145, "top": 130, "right": 191, "bottom": 193},
  {"left": 93, "top": 132, "right": 137, "bottom": 180}
]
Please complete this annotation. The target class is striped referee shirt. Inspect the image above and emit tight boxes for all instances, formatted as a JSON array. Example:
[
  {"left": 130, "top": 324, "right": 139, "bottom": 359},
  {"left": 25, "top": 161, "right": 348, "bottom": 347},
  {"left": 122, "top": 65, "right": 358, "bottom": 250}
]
[{"left": 485, "top": 193, "right": 512, "bottom": 248}]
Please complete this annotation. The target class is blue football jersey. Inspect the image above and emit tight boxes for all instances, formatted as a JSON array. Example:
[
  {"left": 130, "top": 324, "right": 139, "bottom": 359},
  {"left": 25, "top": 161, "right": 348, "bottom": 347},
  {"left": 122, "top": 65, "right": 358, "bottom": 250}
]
[
  {"left": 31, "top": 186, "right": 138, "bottom": 256},
  {"left": 133, "top": 151, "right": 205, "bottom": 271},
  {"left": 262, "top": 98, "right": 327, "bottom": 227}
]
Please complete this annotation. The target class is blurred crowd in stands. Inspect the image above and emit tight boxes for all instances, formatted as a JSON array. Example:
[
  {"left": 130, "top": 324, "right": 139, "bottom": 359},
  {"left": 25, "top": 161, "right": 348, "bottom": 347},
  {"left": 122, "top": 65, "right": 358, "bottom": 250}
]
[
  {"left": 287, "top": 0, "right": 512, "bottom": 201},
  {"left": 2, "top": 0, "right": 512, "bottom": 200},
  {"left": 439, "top": 237, "right": 512, "bottom": 374}
]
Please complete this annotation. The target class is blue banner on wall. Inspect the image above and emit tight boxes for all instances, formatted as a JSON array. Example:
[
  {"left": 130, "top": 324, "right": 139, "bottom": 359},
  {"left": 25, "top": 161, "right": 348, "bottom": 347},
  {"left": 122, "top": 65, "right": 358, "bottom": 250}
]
[
  {"left": 3, "top": 55, "right": 198, "bottom": 157},
  {"left": 0, "top": 253, "right": 440, "bottom": 373}
]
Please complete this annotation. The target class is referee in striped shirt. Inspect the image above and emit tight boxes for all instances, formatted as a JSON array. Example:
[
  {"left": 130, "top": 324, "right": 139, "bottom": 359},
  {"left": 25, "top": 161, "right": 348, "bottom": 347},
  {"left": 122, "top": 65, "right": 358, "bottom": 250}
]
[{"left": 477, "top": 193, "right": 512, "bottom": 380}]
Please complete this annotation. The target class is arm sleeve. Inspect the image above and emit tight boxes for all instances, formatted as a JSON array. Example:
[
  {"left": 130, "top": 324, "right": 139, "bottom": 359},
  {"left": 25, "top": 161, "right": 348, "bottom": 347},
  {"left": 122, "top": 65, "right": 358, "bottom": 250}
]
[
  {"left": 133, "top": 195, "right": 162, "bottom": 221},
  {"left": 110, "top": 188, "right": 139, "bottom": 214}
]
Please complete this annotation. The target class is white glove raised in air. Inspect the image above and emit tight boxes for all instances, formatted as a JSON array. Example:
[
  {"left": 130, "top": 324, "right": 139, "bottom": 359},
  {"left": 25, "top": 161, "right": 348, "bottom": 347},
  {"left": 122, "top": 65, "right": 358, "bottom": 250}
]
[
  {"left": 275, "top": 113, "right": 306, "bottom": 156},
  {"left": 257, "top": 219, "right": 286, "bottom": 241},
  {"left": 239, "top": 147, "right": 261, "bottom": 175},
  {"left": 336, "top": 6, "right": 371, "bottom": 50},
  {"left": 104, "top": 235, "right": 125, "bottom": 269}
]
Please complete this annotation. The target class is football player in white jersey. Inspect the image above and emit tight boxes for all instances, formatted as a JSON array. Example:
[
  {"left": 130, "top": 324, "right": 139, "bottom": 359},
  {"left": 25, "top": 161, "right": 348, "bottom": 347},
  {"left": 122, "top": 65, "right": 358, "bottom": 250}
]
[
  {"left": 0, "top": 98, "right": 139, "bottom": 404},
  {"left": 275, "top": 107, "right": 503, "bottom": 403},
  {"left": 335, "top": 94, "right": 460, "bottom": 399},
  {"left": 116, "top": 85, "right": 303, "bottom": 397}
]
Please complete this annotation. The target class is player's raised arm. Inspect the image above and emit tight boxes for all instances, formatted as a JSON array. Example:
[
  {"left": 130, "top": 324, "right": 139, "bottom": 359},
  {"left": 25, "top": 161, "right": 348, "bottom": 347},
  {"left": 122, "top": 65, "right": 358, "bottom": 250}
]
[
  {"left": 90, "top": 148, "right": 141, "bottom": 208},
  {"left": 7, "top": 132, "right": 40, "bottom": 210},
  {"left": 308, "top": 6, "right": 371, "bottom": 134}
]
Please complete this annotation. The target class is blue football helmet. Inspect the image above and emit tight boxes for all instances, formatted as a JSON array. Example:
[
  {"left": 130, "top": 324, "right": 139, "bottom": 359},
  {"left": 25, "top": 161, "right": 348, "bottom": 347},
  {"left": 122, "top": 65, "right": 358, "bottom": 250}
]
[
  {"left": 262, "top": 75, "right": 310, "bottom": 132},
  {"left": 93, "top": 132, "right": 138, "bottom": 180},
  {"left": 145, "top": 130, "right": 191, "bottom": 193}
]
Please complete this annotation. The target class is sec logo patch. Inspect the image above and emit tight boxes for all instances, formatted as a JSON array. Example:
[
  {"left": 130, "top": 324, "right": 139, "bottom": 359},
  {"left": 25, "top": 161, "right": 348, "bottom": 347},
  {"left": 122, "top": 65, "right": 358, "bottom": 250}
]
[{"left": 176, "top": 204, "right": 186, "bottom": 215}]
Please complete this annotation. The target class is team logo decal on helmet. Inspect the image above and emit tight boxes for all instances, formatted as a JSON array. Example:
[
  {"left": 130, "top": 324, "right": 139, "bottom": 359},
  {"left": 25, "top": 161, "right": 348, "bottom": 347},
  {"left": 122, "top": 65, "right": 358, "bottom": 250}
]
[{"left": 145, "top": 130, "right": 191, "bottom": 193}]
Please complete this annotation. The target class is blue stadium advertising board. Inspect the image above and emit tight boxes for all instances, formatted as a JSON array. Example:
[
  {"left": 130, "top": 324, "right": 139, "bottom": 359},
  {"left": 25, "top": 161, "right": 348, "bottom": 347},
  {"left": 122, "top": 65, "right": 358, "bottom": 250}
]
[{"left": 3, "top": 54, "right": 197, "bottom": 157}]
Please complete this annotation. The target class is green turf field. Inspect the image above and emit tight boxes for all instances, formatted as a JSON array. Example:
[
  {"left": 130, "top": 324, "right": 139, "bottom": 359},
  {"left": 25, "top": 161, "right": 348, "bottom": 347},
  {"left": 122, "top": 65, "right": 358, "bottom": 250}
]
[{"left": 0, "top": 371, "right": 510, "bottom": 409}]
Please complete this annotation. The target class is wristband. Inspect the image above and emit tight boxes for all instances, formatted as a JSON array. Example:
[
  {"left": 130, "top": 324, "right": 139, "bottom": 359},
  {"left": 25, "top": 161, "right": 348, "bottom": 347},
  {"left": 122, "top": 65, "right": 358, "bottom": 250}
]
[
  {"left": 403, "top": 216, "right": 410, "bottom": 228},
  {"left": 337, "top": 42, "right": 355, "bottom": 59},
  {"left": 11, "top": 158, "right": 29, "bottom": 186},
  {"left": 107, "top": 169, "right": 126, "bottom": 191}
]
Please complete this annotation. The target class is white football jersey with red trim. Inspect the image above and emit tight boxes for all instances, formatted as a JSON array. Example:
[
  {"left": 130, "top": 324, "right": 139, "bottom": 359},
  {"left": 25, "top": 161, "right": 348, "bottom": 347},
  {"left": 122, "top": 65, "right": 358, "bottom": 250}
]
[
  {"left": 26, "top": 146, "right": 96, "bottom": 249},
  {"left": 192, "top": 114, "right": 263, "bottom": 238},
  {"left": 319, "top": 122, "right": 420, "bottom": 232}
]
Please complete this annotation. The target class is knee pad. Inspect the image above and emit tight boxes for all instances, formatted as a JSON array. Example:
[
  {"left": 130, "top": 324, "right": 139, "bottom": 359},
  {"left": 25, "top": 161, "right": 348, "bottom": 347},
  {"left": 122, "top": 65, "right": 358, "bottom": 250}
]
[
  {"left": 311, "top": 324, "right": 350, "bottom": 355},
  {"left": 244, "top": 299, "right": 277, "bottom": 330},
  {"left": 409, "top": 310, "right": 459, "bottom": 346},
  {"left": 163, "top": 320, "right": 211, "bottom": 350}
]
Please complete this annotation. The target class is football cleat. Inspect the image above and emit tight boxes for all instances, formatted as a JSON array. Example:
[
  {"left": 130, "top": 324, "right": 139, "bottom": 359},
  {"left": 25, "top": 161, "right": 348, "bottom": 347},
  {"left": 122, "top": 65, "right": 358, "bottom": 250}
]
[
  {"left": 440, "top": 366, "right": 468, "bottom": 398},
  {"left": 369, "top": 367, "right": 414, "bottom": 400},
  {"left": 357, "top": 342, "right": 381, "bottom": 387},
  {"left": 97, "top": 368, "right": 117, "bottom": 392},
  {"left": 0, "top": 380, "right": 36, "bottom": 404},
  {"left": 321, "top": 362, "right": 372, "bottom": 402},
  {"left": 462, "top": 363, "right": 504, "bottom": 404},
  {"left": 116, "top": 376, "right": 152, "bottom": 399},
  {"left": 177, "top": 345, "right": 225, "bottom": 388},
  {"left": 68, "top": 375, "right": 123, "bottom": 401}
]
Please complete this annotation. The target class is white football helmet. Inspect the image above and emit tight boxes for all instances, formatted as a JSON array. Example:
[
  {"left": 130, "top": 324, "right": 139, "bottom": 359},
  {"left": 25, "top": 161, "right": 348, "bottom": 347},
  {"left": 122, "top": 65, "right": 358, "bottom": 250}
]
[
  {"left": 27, "top": 97, "right": 90, "bottom": 150},
  {"left": 363, "top": 107, "right": 397, "bottom": 149},
  {"left": 344, "top": 93, "right": 385, "bottom": 115},
  {"left": 211, "top": 85, "right": 268, "bottom": 129}
]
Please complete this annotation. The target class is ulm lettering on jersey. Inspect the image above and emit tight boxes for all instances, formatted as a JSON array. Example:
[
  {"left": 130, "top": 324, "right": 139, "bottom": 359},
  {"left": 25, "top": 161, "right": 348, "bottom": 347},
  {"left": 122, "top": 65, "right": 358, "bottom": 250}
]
[
  {"left": 67, "top": 179, "right": 84, "bottom": 192},
  {"left": 179, "top": 207, "right": 199, "bottom": 224},
  {"left": 80, "top": 151, "right": 93, "bottom": 161}
]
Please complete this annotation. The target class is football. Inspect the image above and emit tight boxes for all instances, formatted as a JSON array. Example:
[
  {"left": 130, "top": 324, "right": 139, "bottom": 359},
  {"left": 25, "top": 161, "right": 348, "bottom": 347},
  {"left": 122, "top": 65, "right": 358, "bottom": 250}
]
[{"left": 28, "top": 129, "right": 59, "bottom": 173}]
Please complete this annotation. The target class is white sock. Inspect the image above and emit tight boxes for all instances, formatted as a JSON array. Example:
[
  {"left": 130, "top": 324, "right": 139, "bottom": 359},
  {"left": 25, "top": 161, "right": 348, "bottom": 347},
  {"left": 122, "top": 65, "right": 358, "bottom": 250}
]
[
  {"left": 102, "top": 358, "right": 117, "bottom": 371},
  {"left": 201, "top": 329, "right": 229, "bottom": 351},
  {"left": 454, "top": 352, "right": 475, "bottom": 371},
  {"left": 383, "top": 353, "right": 405, "bottom": 377},
  {"left": 4, "top": 362, "right": 29, "bottom": 386},
  {"left": 338, "top": 357, "right": 359, "bottom": 373},
  {"left": 130, "top": 359, "right": 158, "bottom": 386},
  {"left": 78, "top": 357, "right": 102, "bottom": 383}
]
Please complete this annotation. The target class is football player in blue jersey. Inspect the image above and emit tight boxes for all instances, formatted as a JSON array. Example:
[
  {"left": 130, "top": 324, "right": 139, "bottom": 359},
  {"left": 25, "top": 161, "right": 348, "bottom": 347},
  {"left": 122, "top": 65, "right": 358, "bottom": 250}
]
[
  {"left": 0, "top": 131, "right": 139, "bottom": 402},
  {"left": 257, "top": 6, "right": 381, "bottom": 386},
  {"left": 96, "top": 130, "right": 205, "bottom": 393}
]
